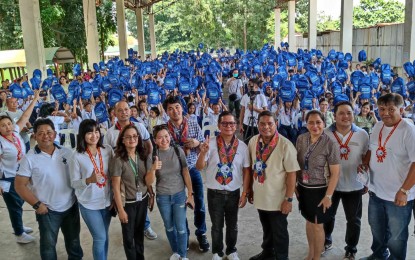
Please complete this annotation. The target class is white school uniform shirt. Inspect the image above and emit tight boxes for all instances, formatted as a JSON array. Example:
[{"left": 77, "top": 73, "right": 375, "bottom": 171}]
[
  {"left": 0, "top": 125, "right": 25, "bottom": 178},
  {"left": 69, "top": 145, "right": 113, "bottom": 210},
  {"left": 368, "top": 119, "right": 415, "bottom": 201},
  {"left": 103, "top": 121, "right": 150, "bottom": 148},
  {"left": 278, "top": 107, "right": 298, "bottom": 127},
  {"left": 45, "top": 115, "right": 65, "bottom": 143},
  {"left": 240, "top": 93, "right": 268, "bottom": 127},
  {"left": 204, "top": 136, "right": 250, "bottom": 191},
  {"left": 325, "top": 124, "right": 369, "bottom": 192},
  {"left": 81, "top": 109, "right": 96, "bottom": 121},
  {"left": 17, "top": 145, "right": 76, "bottom": 212}
]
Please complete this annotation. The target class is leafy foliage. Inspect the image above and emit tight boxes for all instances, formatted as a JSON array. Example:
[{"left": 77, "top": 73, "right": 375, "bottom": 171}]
[{"left": 353, "top": 0, "right": 405, "bottom": 28}]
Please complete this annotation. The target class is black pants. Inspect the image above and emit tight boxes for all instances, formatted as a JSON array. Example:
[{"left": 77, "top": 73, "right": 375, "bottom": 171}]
[
  {"left": 243, "top": 124, "right": 258, "bottom": 145},
  {"left": 278, "top": 124, "right": 298, "bottom": 144},
  {"left": 121, "top": 197, "right": 149, "bottom": 260},
  {"left": 207, "top": 189, "right": 240, "bottom": 257},
  {"left": 323, "top": 190, "right": 363, "bottom": 254},
  {"left": 258, "top": 209, "right": 289, "bottom": 260}
]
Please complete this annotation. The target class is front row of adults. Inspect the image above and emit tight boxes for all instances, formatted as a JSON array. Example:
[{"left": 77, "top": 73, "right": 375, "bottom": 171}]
[{"left": 8, "top": 93, "right": 415, "bottom": 260}]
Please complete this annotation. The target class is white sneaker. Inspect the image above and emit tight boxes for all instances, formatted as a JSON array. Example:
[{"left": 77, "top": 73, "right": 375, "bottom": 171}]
[
  {"left": 23, "top": 226, "right": 33, "bottom": 234},
  {"left": 16, "top": 232, "right": 35, "bottom": 244},
  {"left": 144, "top": 227, "right": 158, "bottom": 240},
  {"left": 226, "top": 252, "right": 240, "bottom": 260},
  {"left": 212, "top": 253, "right": 223, "bottom": 260},
  {"left": 169, "top": 253, "right": 181, "bottom": 260},
  {"left": 181, "top": 258, "right": 189, "bottom": 260}
]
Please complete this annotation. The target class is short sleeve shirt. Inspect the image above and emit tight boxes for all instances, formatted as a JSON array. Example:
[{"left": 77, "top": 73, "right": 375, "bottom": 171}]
[{"left": 296, "top": 132, "right": 341, "bottom": 186}]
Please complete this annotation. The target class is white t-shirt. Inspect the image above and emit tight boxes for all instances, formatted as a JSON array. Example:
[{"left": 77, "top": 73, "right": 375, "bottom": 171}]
[
  {"left": 45, "top": 115, "right": 65, "bottom": 143},
  {"left": 368, "top": 119, "right": 415, "bottom": 201},
  {"left": 278, "top": 107, "right": 298, "bottom": 127},
  {"left": 0, "top": 125, "right": 25, "bottom": 178},
  {"left": 17, "top": 146, "right": 76, "bottom": 212},
  {"left": 325, "top": 124, "right": 369, "bottom": 192},
  {"left": 81, "top": 109, "right": 96, "bottom": 121},
  {"left": 240, "top": 93, "right": 268, "bottom": 126},
  {"left": 227, "top": 78, "right": 243, "bottom": 101},
  {"left": 104, "top": 121, "right": 150, "bottom": 148},
  {"left": 69, "top": 145, "right": 113, "bottom": 210},
  {"left": 204, "top": 136, "right": 250, "bottom": 191}
]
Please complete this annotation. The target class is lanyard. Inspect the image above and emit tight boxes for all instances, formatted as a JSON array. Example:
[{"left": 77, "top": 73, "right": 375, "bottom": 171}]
[
  {"left": 332, "top": 130, "right": 354, "bottom": 160},
  {"left": 217, "top": 135, "right": 236, "bottom": 163},
  {"left": 128, "top": 153, "right": 139, "bottom": 188},
  {"left": 304, "top": 134, "right": 323, "bottom": 170},
  {"left": 86, "top": 147, "right": 107, "bottom": 188},
  {"left": 1, "top": 133, "right": 23, "bottom": 161},
  {"left": 378, "top": 120, "right": 401, "bottom": 149}
]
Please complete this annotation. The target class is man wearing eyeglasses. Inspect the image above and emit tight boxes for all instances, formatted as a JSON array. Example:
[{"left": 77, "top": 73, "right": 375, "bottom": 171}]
[
  {"left": 247, "top": 111, "right": 299, "bottom": 260},
  {"left": 196, "top": 111, "right": 250, "bottom": 260},
  {"left": 163, "top": 95, "right": 210, "bottom": 252}
]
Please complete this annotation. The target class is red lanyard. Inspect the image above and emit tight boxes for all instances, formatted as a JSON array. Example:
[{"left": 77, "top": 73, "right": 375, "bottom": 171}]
[
  {"left": 86, "top": 147, "right": 107, "bottom": 188},
  {"left": 2, "top": 134, "right": 23, "bottom": 161},
  {"left": 376, "top": 119, "right": 401, "bottom": 163},
  {"left": 332, "top": 131, "right": 354, "bottom": 160},
  {"left": 115, "top": 121, "right": 133, "bottom": 131}
]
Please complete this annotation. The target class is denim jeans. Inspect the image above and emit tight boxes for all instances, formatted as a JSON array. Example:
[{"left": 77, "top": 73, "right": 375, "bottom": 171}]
[
  {"left": 186, "top": 167, "right": 207, "bottom": 237},
  {"left": 157, "top": 190, "right": 188, "bottom": 258},
  {"left": 36, "top": 202, "right": 83, "bottom": 260},
  {"left": 79, "top": 204, "right": 111, "bottom": 260},
  {"left": 258, "top": 209, "right": 289, "bottom": 260},
  {"left": 122, "top": 197, "right": 148, "bottom": 260},
  {"left": 1, "top": 176, "right": 24, "bottom": 236},
  {"left": 324, "top": 189, "right": 363, "bottom": 254},
  {"left": 368, "top": 192, "right": 413, "bottom": 260},
  {"left": 207, "top": 189, "right": 240, "bottom": 257},
  {"left": 144, "top": 212, "right": 151, "bottom": 230}
]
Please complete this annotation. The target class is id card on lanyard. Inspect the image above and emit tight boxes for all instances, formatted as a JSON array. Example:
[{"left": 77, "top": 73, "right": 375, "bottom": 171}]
[{"left": 129, "top": 154, "right": 142, "bottom": 202}]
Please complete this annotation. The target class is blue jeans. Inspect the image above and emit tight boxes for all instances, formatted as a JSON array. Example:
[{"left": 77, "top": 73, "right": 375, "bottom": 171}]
[
  {"left": 1, "top": 176, "right": 24, "bottom": 236},
  {"left": 79, "top": 204, "right": 111, "bottom": 260},
  {"left": 156, "top": 190, "right": 188, "bottom": 258},
  {"left": 368, "top": 192, "right": 413, "bottom": 259},
  {"left": 36, "top": 202, "right": 83, "bottom": 260},
  {"left": 186, "top": 167, "right": 207, "bottom": 237},
  {"left": 144, "top": 212, "right": 151, "bottom": 230}
]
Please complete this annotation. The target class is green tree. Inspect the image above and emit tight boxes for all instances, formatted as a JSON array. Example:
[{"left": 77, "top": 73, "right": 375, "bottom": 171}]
[
  {"left": 97, "top": 0, "right": 117, "bottom": 60},
  {"left": 353, "top": 0, "right": 405, "bottom": 28},
  {"left": 0, "top": 0, "right": 23, "bottom": 50}
]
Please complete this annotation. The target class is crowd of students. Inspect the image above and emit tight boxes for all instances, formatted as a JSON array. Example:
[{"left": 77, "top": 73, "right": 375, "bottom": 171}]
[{"left": 1, "top": 43, "right": 415, "bottom": 260}]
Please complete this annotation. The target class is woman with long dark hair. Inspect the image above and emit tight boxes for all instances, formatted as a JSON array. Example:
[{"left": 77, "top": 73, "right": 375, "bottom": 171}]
[
  {"left": 110, "top": 124, "right": 153, "bottom": 260},
  {"left": 354, "top": 102, "right": 378, "bottom": 134},
  {"left": 69, "top": 119, "right": 113, "bottom": 260}
]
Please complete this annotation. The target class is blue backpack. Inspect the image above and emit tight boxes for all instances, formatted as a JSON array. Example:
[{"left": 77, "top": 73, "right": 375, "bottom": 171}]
[
  {"left": 147, "top": 85, "right": 161, "bottom": 105},
  {"left": 178, "top": 78, "right": 192, "bottom": 95},
  {"left": 391, "top": 77, "right": 406, "bottom": 97},
  {"left": 358, "top": 50, "right": 367, "bottom": 62},
  {"left": 404, "top": 62, "right": 415, "bottom": 77},
  {"left": 336, "top": 68, "right": 348, "bottom": 84},
  {"left": 407, "top": 81, "right": 415, "bottom": 93},
  {"left": 331, "top": 81, "right": 343, "bottom": 97},
  {"left": 287, "top": 53, "right": 297, "bottom": 67},
  {"left": 296, "top": 75, "right": 310, "bottom": 99},
  {"left": 278, "top": 66, "right": 288, "bottom": 80},
  {"left": 94, "top": 102, "right": 108, "bottom": 124},
  {"left": 206, "top": 83, "right": 221, "bottom": 104},
  {"left": 344, "top": 53, "right": 352, "bottom": 62},
  {"left": 92, "top": 80, "right": 101, "bottom": 97},
  {"left": 272, "top": 74, "right": 283, "bottom": 90},
  {"left": 136, "top": 79, "right": 147, "bottom": 96},
  {"left": 108, "top": 88, "right": 123, "bottom": 107},
  {"left": 9, "top": 83, "right": 24, "bottom": 99},
  {"left": 305, "top": 71, "right": 319, "bottom": 86},
  {"left": 81, "top": 82, "right": 93, "bottom": 100},
  {"left": 301, "top": 90, "right": 315, "bottom": 110},
  {"left": 51, "top": 84, "right": 67, "bottom": 104},
  {"left": 328, "top": 49, "right": 336, "bottom": 60},
  {"left": 101, "top": 79, "right": 111, "bottom": 92},
  {"left": 370, "top": 72, "right": 379, "bottom": 89},
  {"left": 280, "top": 80, "right": 296, "bottom": 102},
  {"left": 358, "top": 76, "right": 372, "bottom": 99},
  {"left": 381, "top": 64, "right": 392, "bottom": 85},
  {"left": 22, "top": 81, "right": 34, "bottom": 96},
  {"left": 351, "top": 71, "right": 364, "bottom": 89}
]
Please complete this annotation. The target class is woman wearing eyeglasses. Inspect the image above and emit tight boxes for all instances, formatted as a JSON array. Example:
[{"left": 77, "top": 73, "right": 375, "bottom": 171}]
[
  {"left": 0, "top": 90, "right": 40, "bottom": 244},
  {"left": 145, "top": 124, "right": 194, "bottom": 260},
  {"left": 69, "top": 119, "right": 113, "bottom": 260},
  {"left": 110, "top": 124, "right": 153, "bottom": 260}
]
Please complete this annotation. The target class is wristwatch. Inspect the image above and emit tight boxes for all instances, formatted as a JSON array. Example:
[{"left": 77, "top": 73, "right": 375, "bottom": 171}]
[
  {"left": 32, "top": 201, "right": 41, "bottom": 210},
  {"left": 284, "top": 197, "right": 293, "bottom": 202},
  {"left": 400, "top": 187, "right": 410, "bottom": 196}
]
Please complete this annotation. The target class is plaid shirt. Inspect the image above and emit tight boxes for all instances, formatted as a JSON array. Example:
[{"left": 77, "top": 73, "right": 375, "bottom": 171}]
[{"left": 169, "top": 117, "right": 204, "bottom": 169}]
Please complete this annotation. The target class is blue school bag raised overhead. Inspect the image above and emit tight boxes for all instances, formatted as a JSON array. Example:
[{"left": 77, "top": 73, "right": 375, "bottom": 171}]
[
  {"left": 164, "top": 75, "right": 177, "bottom": 91},
  {"left": 407, "top": 81, "right": 415, "bottom": 94},
  {"left": 301, "top": 90, "right": 315, "bottom": 110},
  {"left": 22, "top": 81, "right": 34, "bottom": 96},
  {"left": 391, "top": 77, "right": 406, "bottom": 97},
  {"left": 358, "top": 50, "right": 367, "bottom": 62},
  {"left": 351, "top": 70, "right": 364, "bottom": 88},
  {"left": 94, "top": 101, "right": 108, "bottom": 124},
  {"left": 381, "top": 64, "right": 392, "bottom": 85},
  {"left": 280, "top": 80, "right": 296, "bottom": 102},
  {"left": 331, "top": 81, "right": 343, "bottom": 97},
  {"left": 370, "top": 72, "right": 379, "bottom": 89},
  {"left": 147, "top": 86, "right": 161, "bottom": 105},
  {"left": 336, "top": 68, "right": 348, "bottom": 84},
  {"left": 9, "top": 83, "right": 24, "bottom": 99},
  {"left": 108, "top": 88, "right": 123, "bottom": 107},
  {"left": 358, "top": 76, "right": 372, "bottom": 99},
  {"left": 206, "top": 82, "right": 221, "bottom": 104},
  {"left": 178, "top": 78, "right": 192, "bottom": 95},
  {"left": 81, "top": 81, "right": 93, "bottom": 100},
  {"left": 51, "top": 84, "right": 67, "bottom": 103},
  {"left": 404, "top": 62, "right": 415, "bottom": 77}
]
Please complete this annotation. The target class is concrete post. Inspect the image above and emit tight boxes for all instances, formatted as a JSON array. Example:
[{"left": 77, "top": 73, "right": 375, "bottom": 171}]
[
  {"left": 340, "top": 0, "right": 353, "bottom": 54},
  {"left": 83, "top": 0, "right": 100, "bottom": 69},
  {"left": 403, "top": 0, "right": 415, "bottom": 62},
  {"left": 18, "top": 0, "right": 46, "bottom": 80},
  {"left": 274, "top": 8, "right": 281, "bottom": 48},
  {"left": 288, "top": 0, "right": 296, "bottom": 50},
  {"left": 308, "top": 0, "right": 317, "bottom": 50},
  {"left": 116, "top": 0, "right": 128, "bottom": 61},
  {"left": 135, "top": 8, "right": 145, "bottom": 60},
  {"left": 149, "top": 12, "right": 157, "bottom": 59}
]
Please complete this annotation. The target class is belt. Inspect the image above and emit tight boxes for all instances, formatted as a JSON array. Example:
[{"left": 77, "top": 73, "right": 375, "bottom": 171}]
[
  {"left": 208, "top": 188, "right": 239, "bottom": 195},
  {"left": 125, "top": 193, "right": 149, "bottom": 203}
]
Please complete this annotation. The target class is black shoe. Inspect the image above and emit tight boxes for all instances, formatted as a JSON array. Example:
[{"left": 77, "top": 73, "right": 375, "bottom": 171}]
[
  {"left": 249, "top": 250, "right": 276, "bottom": 260},
  {"left": 197, "top": 234, "right": 210, "bottom": 252}
]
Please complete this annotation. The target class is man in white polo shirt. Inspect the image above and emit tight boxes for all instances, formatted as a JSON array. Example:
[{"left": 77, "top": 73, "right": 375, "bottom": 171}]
[
  {"left": 196, "top": 111, "right": 251, "bottom": 260},
  {"left": 361, "top": 93, "right": 415, "bottom": 260},
  {"left": 103, "top": 100, "right": 157, "bottom": 240},
  {"left": 15, "top": 118, "right": 83, "bottom": 260},
  {"left": 323, "top": 101, "right": 369, "bottom": 260}
]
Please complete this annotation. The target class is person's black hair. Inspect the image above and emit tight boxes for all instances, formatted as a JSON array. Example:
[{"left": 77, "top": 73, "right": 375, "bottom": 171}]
[
  {"left": 305, "top": 109, "right": 325, "bottom": 123},
  {"left": 76, "top": 119, "right": 104, "bottom": 153},
  {"left": 218, "top": 111, "right": 235, "bottom": 124},
  {"left": 319, "top": 97, "right": 328, "bottom": 103},
  {"left": 33, "top": 118, "right": 55, "bottom": 133},
  {"left": 150, "top": 106, "right": 160, "bottom": 116},
  {"left": 152, "top": 124, "right": 169, "bottom": 144},
  {"left": 257, "top": 110, "right": 275, "bottom": 123},
  {"left": 115, "top": 124, "right": 148, "bottom": 162},
  {"left": 187, "top": 102, "right": 196, "bottom": 114},
  {"left": 358, "top": 102, "right": 373, "bottom": 117},
  {"left": 334, "top": 101, "right": 353, "bottom": 114},
  {"left": 377, "top": 93, "right": 404, "bottom": 107},
  {"left": 38, "top": 103, "right": 55, "bottom": 118},
  {"left": 0, "top": 115, "right": 13, "bottom": 128},
  {"left": 130, "top": 105, "right": 139, "bottom": 111},
  {"left": 162, "top": 95, "right": 181, "bottom": 111}
]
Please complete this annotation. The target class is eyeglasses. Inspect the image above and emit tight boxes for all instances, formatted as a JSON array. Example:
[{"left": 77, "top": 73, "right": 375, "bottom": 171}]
[
  {"left": 219, "top": 122, "right": 237, "bottom": 127},
  {"left": 123, "top": 135, "right": 139, "bottom": 141}
]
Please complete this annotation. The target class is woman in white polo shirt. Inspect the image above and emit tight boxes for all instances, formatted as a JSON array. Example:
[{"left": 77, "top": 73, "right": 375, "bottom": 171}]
[
  {"left": 69, "top": 119, "right": 113, "bottom": 260},
  {"left": 0, "top": 90, "right": 40, "bottom": 244}
]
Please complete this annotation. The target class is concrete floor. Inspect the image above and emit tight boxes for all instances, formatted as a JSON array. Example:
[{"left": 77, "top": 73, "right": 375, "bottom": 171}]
[{"left": 1, "top": 181, "right": 415, "bottom": 260}]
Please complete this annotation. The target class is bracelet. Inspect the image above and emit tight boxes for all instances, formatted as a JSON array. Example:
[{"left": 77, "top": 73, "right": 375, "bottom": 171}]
[
  {"left": 325, "top": 194, "right": 332, "bottom": 200},
  {"left": 242, "top": 191, "right": 250, "bottom": 196}
]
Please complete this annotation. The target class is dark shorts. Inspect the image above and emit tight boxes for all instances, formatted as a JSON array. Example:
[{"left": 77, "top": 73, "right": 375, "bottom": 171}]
[{"left": 297, "top": 183, "right": 334, "bottom": 224}]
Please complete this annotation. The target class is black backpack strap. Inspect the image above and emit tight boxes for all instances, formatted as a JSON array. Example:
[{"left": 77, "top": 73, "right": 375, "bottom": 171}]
[{"left": 173, "top": 145, "right": 183, "bottom": 173}]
